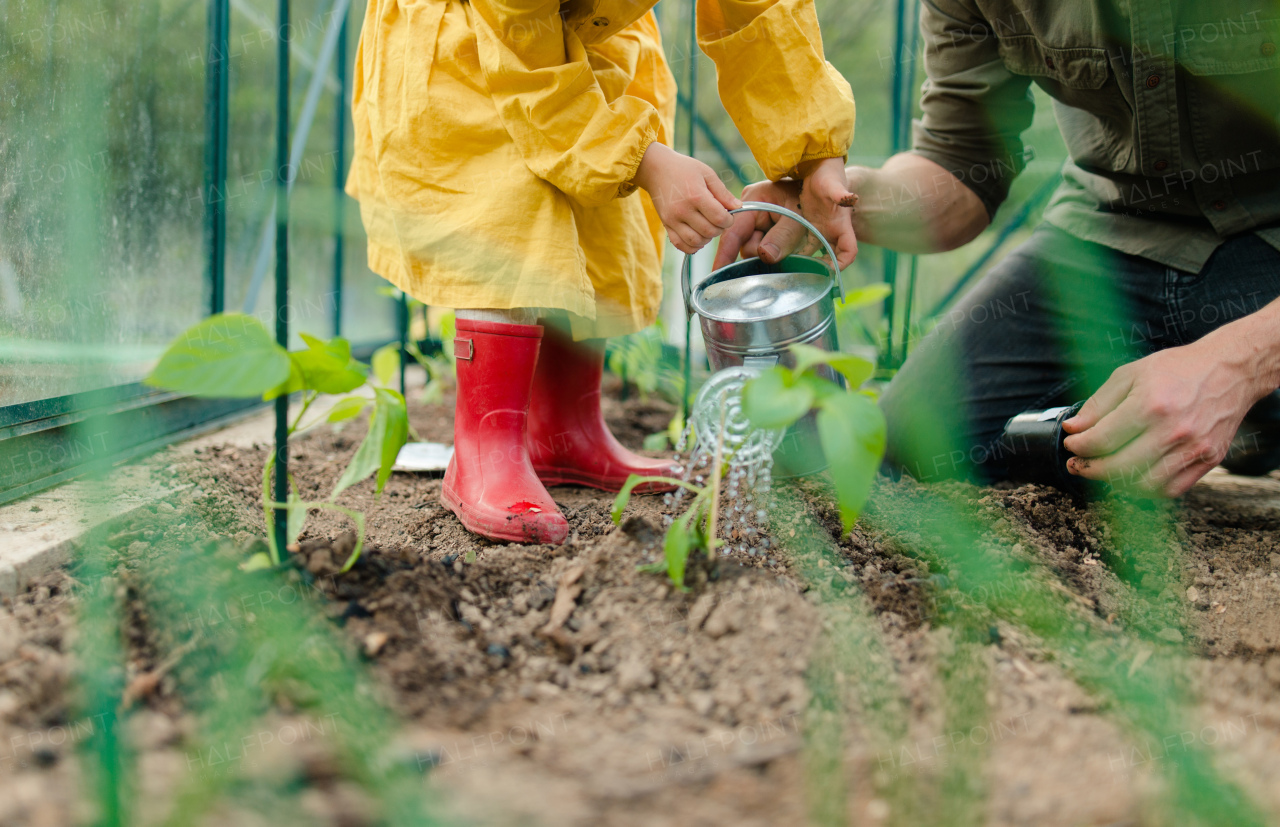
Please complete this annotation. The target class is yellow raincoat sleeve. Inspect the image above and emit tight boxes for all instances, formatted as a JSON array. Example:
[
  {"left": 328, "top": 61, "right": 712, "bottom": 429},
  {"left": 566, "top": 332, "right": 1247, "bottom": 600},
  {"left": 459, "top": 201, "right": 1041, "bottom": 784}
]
[
  {"left": 470, "top": 0, "right": 664, "bottom": 207},
  {"left": 698, "top": 0, "right": 855, "bottom": 181}
]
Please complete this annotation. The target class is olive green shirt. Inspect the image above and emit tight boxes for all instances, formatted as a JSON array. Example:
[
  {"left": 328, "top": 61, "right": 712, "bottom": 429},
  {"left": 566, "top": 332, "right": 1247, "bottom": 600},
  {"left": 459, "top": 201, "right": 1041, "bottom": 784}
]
[{"left": 911, "top": 0, "right": 1280, "bottom": 272}]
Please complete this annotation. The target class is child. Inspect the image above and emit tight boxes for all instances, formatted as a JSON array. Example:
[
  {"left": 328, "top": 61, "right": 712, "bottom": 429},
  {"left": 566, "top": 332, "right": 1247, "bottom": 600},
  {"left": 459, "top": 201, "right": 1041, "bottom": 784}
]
[{"left": 347, "top": 0, "right": 855, "bottom": 543}]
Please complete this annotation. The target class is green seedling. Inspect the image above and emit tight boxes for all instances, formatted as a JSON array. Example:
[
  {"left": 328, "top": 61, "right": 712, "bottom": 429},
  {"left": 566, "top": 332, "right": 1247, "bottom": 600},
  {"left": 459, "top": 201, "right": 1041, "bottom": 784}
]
[
  {"left": 379, "top": 287, "right": 458, "bottom": 404},
  {"left": 405, "top": 309, "right": 457, "bottom": 405},
  {"left": 611, "top": 405, "right": 727, "bottom": 590},
  {"left": 834, "top": 281, "right": 892, "bottom": 350},
  {"left": 612, "top": 344, "right": 886, "bottom": 588},
  {"left": 642, "top": 410, "right": 687, "bottom": 452},
  {"left": 742, "top": 343, "right": 886, "bottom": 530},
  {"left": 609, "top": 321, "right": 684, "bottom": 406},
  {"left": 145, "top": 313, "right": 409, "bottom": 570}
]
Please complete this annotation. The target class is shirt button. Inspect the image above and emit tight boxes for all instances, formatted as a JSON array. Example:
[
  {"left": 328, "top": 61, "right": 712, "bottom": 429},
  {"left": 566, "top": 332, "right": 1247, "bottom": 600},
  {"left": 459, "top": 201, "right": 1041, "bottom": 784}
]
[
  {"left": 1212, "top": 200, "right": 1227, "bottom": 211},
  {"left": 1263, "top": 42, "right": 1277, "bottom": 57},
  {"left": 1153, "top": 160, "right": 1169, "bottom": 171},
  {"left": 592, "top": 16, "right": 609, "bottom": 26},
  {"left": 1145, "top": 74, "right": 1161, "bottom": 88},
  {"left": 1044, "top": 56, "right": 1055, "bottom": 70}
]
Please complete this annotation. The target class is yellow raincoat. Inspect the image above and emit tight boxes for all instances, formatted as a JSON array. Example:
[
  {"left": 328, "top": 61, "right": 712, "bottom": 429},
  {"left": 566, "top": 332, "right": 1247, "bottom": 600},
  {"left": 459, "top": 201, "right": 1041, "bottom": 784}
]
[{"left": 347, "top": 0, "right": 854, "bottom": 338}]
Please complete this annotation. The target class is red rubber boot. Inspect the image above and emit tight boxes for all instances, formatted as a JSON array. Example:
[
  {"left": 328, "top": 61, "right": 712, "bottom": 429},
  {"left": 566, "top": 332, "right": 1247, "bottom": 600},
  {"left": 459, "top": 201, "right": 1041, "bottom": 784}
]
[
  {"left": 442, "top": 319, "right": 569, "bottom": 544},
  {"left": 527, "top": 327, "right": 677, "bottom": 492}
]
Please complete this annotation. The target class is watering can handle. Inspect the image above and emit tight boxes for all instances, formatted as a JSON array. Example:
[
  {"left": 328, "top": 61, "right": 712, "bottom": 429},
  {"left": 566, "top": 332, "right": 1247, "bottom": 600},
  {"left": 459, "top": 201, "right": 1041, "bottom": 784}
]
[{"left": 680, "top": 201, "right": 846, "bottom": 317}]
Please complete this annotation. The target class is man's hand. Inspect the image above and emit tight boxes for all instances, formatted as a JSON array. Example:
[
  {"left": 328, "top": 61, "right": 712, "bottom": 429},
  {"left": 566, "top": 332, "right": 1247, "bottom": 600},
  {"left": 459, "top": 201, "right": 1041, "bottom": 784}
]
[
  {"left": 634, "top": 142, "right": 741, "bottom": 255},
  {"left": 1061, "top": 337, "right": 1268, "bottom": 496},
  {"left": 711, "top": 158, "right": 857, "bottom": 271},
  {"left": 712, "top": 179, "right": 799, "bottom": 269}
]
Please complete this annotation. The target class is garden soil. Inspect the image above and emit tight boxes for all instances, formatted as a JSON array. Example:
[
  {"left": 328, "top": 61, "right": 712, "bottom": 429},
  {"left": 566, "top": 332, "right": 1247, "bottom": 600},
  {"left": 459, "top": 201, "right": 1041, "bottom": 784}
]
[{"left": 2, "top": 384, "right": 1280, "bottom": 826}]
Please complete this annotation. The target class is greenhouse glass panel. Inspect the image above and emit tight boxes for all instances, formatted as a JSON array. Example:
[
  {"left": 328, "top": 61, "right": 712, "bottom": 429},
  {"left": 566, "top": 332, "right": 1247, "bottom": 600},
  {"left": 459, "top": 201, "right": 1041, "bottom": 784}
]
[{"left": 0, "top": 0, "right": 208, "bottom": 406}]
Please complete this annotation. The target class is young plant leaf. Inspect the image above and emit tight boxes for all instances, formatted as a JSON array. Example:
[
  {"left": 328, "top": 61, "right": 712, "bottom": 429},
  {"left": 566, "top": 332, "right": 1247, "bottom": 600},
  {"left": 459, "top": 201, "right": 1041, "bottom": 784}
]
[
  {"left": 326, "top": 396, "right": 368, "bottom": 423},
  {"left": 371, "top": 344, "right": 399, "bottom": 387},
  {"left": 421, "top": 381, "right": 445, "bottom": 405},
  {"left": 371, "top": 387, "right": 409, "bottom": 494},
  {"left": 294, "top": 335, "right": 368, "bottom": 394},
  {"left": 815, "top": 391, "right": 887, "bottom": 531},
  {"left": 239, "top": 552, "right": 274, "bottom": 572},
  {"left": 836, "top": 282, "right": 892, "bottom": 311},
  {"left": 642, "top": 432, "right": 669, "bottom": 451},
  {"left": 666, "top": 411, "right": 685, "bottom": 446},
  {"left": 145, "top": 313, "right": 290, "bottom": 398},
  {"left": 664, "top": 518, "right": 693, "bottom": 590},
  {"left": 789, "top": 343, "right": 875, "bottom": 387},
  {"left": 263, "top": 359, "right": 305, "bottom": 401},
  {"left": 743, "top": 367, "right": 814, "bottom": 430},
  {"left": 330, "top": 387, "right": 409, "bottom": 500},
  {"left": 440, "top": 313, "right": 457, "bottom": 360},
  {"left": 611, "top": 475, "right": 702, "bottom": 524}
]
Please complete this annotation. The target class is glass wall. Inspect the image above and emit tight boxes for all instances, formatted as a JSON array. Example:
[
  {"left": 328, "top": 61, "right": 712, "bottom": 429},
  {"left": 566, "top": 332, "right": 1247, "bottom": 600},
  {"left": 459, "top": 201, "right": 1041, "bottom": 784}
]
[
  {"left": 0, "top": 0, "right": 208, "bottom": 405},
  {"left": 0, "top": 0, "right": 396, "bottom": 409}
]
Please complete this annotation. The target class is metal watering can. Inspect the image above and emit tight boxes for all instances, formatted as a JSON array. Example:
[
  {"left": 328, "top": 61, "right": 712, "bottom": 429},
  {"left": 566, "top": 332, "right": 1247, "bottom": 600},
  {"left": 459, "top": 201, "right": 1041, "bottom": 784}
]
[{"left": 682, "top": 202, "right": 846, "bottom": 477}]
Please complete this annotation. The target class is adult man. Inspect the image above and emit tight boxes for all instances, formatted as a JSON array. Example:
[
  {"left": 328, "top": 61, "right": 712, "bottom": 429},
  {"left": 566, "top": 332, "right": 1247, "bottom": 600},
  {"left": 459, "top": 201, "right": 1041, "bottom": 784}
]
[{"left": 716, "top": 0, "right": 1280, "bottom": 496}]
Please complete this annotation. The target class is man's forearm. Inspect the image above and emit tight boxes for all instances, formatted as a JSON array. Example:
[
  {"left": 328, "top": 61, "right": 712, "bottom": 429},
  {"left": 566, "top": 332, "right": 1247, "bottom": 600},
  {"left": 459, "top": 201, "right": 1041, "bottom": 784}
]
[
  {"left": 1201, "top": 295, "right": 1280, "bottom": 400},
  {"left": 846, "top": 153, "right": 990, "bottom": 254}
]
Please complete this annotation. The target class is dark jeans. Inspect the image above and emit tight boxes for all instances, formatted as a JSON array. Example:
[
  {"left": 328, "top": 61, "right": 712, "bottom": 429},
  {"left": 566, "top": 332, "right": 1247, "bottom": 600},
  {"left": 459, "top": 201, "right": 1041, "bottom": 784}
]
[{"left": 881, "top": 224, "right": 1280, "bottom": 482}]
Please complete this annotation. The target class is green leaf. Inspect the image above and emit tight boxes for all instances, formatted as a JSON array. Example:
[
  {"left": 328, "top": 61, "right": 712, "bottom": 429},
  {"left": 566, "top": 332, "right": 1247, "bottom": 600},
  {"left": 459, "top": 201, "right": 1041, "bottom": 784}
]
[
  {"left": 440, "top": 313, "right": 457, "bottom": 361},
  {"left": 293, "top": 335, "right": 368, "bottom": 395},
  {"left": 666, "top": 412, "right": 685, "bottom": 446},
  {"left": 789, "top": 343, "right": 875, "bottom": 387},
  {"left": 326, "top": 396, "right": 368, "bottom": 423},
  {"left": 611, "top": 475, "right": 702, "bottom": 524},
  {"left": 239, "top": 552, "right": 274, "bottom": 572},
  {"left": 372, "top": 388, "right": 409, "bottom": 495},
  {"left": 263, "top": 359, "right": 305, "bottom": 401},
  {"left": 371, "top": 344, "right": 399, "bottom": 387},
  {"left": 837, "top": 283, "right": 892, "bottom": 311},
  {"left": 815, "top": 392, "right": 887, "bottom": 531},
  {"left": 421, "top": 381, "right": 445, "bottom": 405},
  {"left": 664, "top": 519, "right": 693, "bottom": 590},
  {"left": 612, "top": 474, "right": 651, "bottom": 523},
  {"left": 287, "top": 476, "right": 306, "bottom": 547},
  {"left": 145, "top": 313, "right": 290, "bottom": 398},
  {"left": 743, "top": 367, "right": 814, "bottom": 430},
  {"left": 642, "top": 432, "right": 669, "bottom": 451},
  {"left": 331, "top": 387, "right": 408, "bottom": 500}
]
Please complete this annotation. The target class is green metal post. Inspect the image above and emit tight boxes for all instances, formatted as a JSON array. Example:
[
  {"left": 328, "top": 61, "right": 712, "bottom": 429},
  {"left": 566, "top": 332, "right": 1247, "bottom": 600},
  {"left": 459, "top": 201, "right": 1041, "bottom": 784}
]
[
  {"left": 204, "top": 0, "right": 229, "bottom": 315},
  {"left": 397, "top": 292, "right": 408, "bottom": 396},
  {"left": 274, "top": 0, "right": 292, "bottom": 558},
  {"left": 333, "top": 6, "right": 348, "bottom": 337},
  {"left": 681, "top": 0, "right": 698, "bottom": 420}
]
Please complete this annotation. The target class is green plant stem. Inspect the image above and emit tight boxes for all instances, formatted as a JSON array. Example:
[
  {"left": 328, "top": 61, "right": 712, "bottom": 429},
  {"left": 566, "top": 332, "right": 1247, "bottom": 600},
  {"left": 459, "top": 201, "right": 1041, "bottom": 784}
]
[
  {"left": 288, "top": 389, "right": 318, "bottom": 435},
  {"left": 706, "top": 399, "right": 727, "bottom": 552},
  {"left": 267, "top": 500, "right": 366, "bottom": 570}
]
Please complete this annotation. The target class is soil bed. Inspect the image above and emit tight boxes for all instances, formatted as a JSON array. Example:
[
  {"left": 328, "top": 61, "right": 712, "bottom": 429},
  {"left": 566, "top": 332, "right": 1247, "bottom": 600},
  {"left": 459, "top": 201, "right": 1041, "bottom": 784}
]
[{"left": 1, "top": 386, "right": 1279, "bottom": 825}]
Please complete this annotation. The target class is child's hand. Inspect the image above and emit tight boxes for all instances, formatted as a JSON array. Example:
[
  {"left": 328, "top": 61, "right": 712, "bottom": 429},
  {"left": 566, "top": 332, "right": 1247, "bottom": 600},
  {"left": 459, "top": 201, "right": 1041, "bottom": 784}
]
[{"left": 634, "top": 143, "right": 741, "bottom": 255}]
